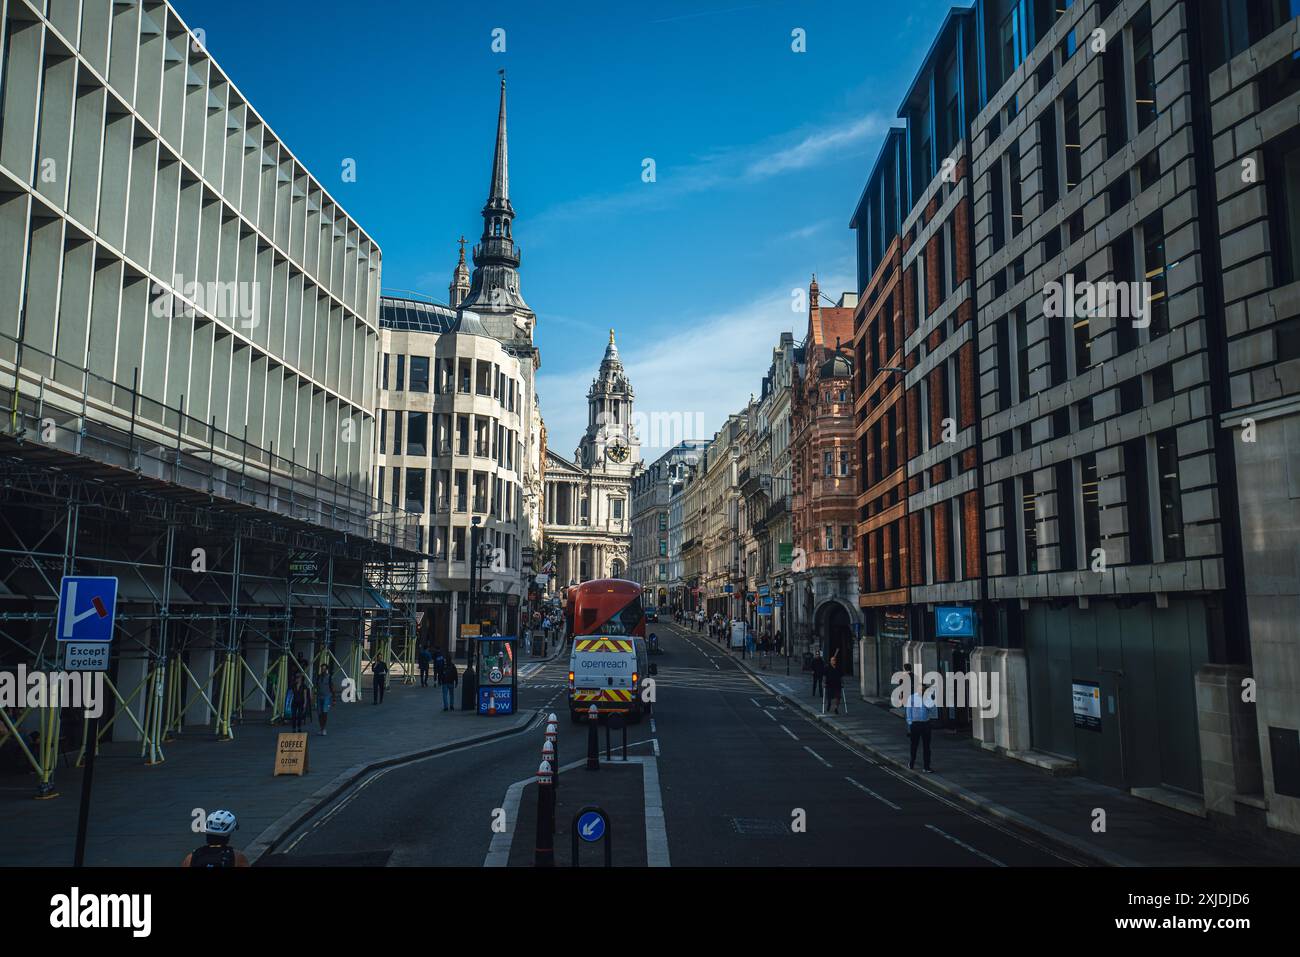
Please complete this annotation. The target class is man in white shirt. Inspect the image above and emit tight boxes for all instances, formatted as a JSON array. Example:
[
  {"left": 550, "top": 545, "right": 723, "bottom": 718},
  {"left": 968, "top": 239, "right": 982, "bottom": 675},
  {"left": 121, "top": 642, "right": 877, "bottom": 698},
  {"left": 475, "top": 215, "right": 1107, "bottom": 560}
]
[{"left": 905, "top": 669, "right": 939, "bottom": 772}]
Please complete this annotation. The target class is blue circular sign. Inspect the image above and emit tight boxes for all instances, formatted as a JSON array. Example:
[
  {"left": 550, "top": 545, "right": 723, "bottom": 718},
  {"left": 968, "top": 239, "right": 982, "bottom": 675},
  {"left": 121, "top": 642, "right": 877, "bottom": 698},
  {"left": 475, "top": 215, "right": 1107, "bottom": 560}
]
[{"left": 577, "top": 810, "right": 606, "bottom": 843}]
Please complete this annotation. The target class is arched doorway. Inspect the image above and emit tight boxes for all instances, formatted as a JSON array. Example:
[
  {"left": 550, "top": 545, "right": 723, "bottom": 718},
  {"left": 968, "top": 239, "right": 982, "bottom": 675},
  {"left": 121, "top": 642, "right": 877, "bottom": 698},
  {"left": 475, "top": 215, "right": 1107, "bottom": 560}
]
[
  {"left": 610, "top": 559, "right": 624, "bottom": 579},
  {"left": 815, "top": 600, "right": 855, "bottom": 677}
]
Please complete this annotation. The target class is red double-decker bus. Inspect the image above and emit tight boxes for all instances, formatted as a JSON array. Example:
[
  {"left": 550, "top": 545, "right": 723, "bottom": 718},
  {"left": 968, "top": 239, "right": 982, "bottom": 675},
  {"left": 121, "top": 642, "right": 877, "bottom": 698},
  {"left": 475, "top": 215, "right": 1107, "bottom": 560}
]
[{"left": 568, "top": 578, "right": 646, "bottom": 638}]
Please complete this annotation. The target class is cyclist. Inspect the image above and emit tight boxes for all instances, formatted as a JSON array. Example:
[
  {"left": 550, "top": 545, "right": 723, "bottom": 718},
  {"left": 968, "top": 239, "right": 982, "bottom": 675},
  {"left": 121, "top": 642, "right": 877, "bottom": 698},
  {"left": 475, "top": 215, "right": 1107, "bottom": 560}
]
[{"left": 181, "top": 809, "right": 250, "bottom": 867}]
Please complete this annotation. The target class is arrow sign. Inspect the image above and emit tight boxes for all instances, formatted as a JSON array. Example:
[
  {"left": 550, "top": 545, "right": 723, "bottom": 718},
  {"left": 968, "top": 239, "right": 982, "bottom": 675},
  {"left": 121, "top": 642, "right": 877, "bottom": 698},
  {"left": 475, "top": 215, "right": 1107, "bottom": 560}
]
[{"left": 577, "top": 810, "right": 606, "bottom": 843}]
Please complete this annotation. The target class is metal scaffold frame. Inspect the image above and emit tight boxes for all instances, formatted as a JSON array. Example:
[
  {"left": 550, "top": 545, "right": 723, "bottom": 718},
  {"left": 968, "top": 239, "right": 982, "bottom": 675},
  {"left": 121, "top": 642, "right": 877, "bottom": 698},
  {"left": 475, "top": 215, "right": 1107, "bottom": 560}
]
[{"left": 0, "top": 336, "right": 423, "bottom": 798}]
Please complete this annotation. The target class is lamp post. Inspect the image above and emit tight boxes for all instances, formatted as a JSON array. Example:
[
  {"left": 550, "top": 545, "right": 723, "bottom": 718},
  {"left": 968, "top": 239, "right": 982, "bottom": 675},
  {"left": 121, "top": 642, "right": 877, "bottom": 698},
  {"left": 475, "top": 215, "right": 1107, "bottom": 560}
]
[{"left": 465, "top": 516, "right": 485, "bottom": 661}]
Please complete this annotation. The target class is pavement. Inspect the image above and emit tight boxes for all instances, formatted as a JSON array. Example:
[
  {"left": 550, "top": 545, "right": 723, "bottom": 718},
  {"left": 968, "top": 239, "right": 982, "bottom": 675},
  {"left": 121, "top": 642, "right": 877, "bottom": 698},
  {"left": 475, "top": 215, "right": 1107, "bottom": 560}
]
[
  {"left": 699, "top": 623, "right": 1298, "bottom": 867},
  {"left": 0, "top": 639, "right": 567, "bottom": 867}
]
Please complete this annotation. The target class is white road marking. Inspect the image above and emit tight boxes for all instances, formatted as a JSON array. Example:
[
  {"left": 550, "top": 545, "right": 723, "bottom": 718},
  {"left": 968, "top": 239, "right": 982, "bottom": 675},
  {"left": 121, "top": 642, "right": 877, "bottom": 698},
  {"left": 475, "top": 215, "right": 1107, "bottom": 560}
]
[
  {"left": 803, "top": 745, "right": 832, "bottom": 768},
  {"left": 652, "top": 738, "right": 660, "bottom": 757},
  {"left": 761, "top": 709, "right": 778, "bottom": 722},
  {"left": 844, "top": 775, "right": 901, "bottom": 810},
  {"left": 641, "top": 756, "right": 671, "bottom": 867},
  {"left": 925, "top": 824, "right": 1006, "bottom": 866},
  {"left": 779, "top": 724, "right": 798, "bottom": 740},
  {"left": 749, "top": 697, "right": 763, "bottom": 708},
  {"left": 649, "top": 718, "right": 656, "bottom": 733}
]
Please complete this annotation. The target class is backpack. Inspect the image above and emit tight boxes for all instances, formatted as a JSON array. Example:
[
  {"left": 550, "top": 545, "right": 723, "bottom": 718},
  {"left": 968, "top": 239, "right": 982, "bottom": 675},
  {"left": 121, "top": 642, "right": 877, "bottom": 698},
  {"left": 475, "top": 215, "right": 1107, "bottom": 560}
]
[{"left": 190, "top": 843, "right": 237, "bottom": 868}]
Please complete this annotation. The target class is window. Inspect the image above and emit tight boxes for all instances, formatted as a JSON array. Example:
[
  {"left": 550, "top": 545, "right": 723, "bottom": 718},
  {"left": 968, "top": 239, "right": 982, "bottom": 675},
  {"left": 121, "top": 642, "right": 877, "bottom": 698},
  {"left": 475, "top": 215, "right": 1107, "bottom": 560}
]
[
  {"left": 395, "top": 355, "right": 406, "bottom": 391},
  {"left": 1009, "top": 145, "right": 1024, "bottom": 236},
  {"left": 659, "top": 540, "right": 668, "bottom": 556},
  {"left": 1063, "top": 84, "right": 1082, "bottom": 191},
  {"left": 841, "top": 525, "right": 852, "bottom": 550},
  {"left": 991, "top": 154, "right": 1007, "bottom": 253},
  {"left": 1102, "top": 33, "right": 1128, "bottom": 156},
  {"left": 406, "top": 412, "right": 428, "bottom": 456},
  {"left": 1266, "top": 129, "right": 1300, "bottom": 286},
  {"left": 1123, "top": 438, "right": 1152, "bottom": 564},
  {"left": 1015, "top": 306, "right": 1031, "bottom": 402},
  {"left": 1022, "top": 479, "right": 1039, "bottom": 574},
  {"left": 1132, "top": 5, "right": 1156, "bottom": 131},
  {"left": 1156, "top": 429, "right": 1184, "bottom": 561},
  {"left": 658, "top": 512, "right": 668, "bottom": 531},
  {"left": 824, "top": 450, "right": 833, "bottom": 476},
  {"left": 379, "top": 409, "right": 388, "bottom": 454},
  {"left": 404, "top": 468, "right": 425, "bottom": 511},
  {"left": 1001, "top": 477, "right": 1019, "bottom": 575},
  {"left": 377, "top": 466, "right": 384, "bottom": 504},
  {"left": 1142, "top": 213, "right": 1169, "bottom": 338},
  {"left": 824, "top": 525, "right": 834, "bottom": 550},
  {"left": 392, "top": 410, "right": 403, "bottom": 455},
  {"left": 409, "top": 356, "right": 429, "bottom": 393},
  {"left": 839, "top": 450, "right": 850, "bottom": 476},
  {"left": 453, "top": 526, "right": 465, "bottom": 561},
  {"left": 1056, "top": 461, "right": 1078, "bottom": 571},
  {"left": 612, "top": 499, "right": 624, "bottom": 520},
  {"left": 382, "top": 353, "right": 389, "bottom": 390}
]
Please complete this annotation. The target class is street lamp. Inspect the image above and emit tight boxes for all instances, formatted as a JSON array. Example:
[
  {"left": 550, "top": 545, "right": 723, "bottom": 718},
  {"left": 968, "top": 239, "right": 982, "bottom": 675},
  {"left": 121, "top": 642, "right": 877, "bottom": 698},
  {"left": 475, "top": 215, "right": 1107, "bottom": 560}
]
[{"left": 465, "top": 516, "right": 494, "bottom": 660}]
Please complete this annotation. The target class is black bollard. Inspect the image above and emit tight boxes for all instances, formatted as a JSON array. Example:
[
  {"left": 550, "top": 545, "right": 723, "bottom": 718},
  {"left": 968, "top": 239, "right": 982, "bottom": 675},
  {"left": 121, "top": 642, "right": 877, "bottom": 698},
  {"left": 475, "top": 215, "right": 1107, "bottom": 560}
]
[
  {"left": 534, "top": 761, "right": 554, "bottom": 867},
  {"left": 585, "top": 704, "right": 600, "bottom": 770},
  {"left": 609, "top": 712, "right": 627, "bottom": 761}
]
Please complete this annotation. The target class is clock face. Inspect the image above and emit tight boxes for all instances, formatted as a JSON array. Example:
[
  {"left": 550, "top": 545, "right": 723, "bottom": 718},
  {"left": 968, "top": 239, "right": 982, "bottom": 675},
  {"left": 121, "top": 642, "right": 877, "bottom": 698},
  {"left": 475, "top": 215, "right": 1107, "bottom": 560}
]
[{"left": 606, "top": 437, "right": 630, "bottom": 463}]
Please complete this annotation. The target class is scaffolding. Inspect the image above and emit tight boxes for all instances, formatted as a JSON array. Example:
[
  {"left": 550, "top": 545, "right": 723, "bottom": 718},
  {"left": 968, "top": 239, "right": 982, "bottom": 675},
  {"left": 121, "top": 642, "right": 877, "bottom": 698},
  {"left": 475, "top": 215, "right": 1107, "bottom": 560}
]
[{"left": 0, "top": 333, "right": 422, "bottom": 797}]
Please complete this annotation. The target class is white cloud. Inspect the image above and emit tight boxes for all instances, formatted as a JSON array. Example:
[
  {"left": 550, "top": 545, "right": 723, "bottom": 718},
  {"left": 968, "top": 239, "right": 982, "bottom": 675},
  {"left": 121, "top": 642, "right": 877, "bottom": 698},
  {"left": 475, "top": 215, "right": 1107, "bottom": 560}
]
[
  {"left": 531, "top": 112, "right": 889, "bottom": 229},
  {"left": 537, "top": 267, "right": 856, "bottom": 463}
]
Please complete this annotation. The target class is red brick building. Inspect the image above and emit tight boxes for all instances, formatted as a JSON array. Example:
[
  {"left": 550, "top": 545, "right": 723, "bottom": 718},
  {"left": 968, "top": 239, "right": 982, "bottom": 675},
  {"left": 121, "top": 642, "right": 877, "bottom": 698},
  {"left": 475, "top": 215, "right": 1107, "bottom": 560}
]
[{"left": 789, "top": 276, "right": 860, "bottom": 669}]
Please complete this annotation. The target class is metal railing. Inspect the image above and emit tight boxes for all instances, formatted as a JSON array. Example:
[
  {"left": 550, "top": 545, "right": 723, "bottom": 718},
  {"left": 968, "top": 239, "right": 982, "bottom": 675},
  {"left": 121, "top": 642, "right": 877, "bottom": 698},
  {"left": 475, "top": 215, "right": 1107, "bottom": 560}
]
[{"left": 0, "top": 332, "right": 418, "bottom": 552}]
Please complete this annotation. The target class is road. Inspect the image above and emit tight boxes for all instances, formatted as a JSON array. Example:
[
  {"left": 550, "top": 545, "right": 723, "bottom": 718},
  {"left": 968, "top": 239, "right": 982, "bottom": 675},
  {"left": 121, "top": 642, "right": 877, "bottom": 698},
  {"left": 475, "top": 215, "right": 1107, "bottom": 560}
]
[{"left": 263, "top": 622, "right": 1075, "bottom": 866}]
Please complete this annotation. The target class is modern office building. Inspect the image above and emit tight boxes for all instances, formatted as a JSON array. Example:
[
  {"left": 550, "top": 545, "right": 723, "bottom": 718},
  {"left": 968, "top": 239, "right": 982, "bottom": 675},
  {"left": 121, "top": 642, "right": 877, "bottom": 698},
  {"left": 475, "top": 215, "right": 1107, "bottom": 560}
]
[
  {"left": 0, "top": 0, "right": 416, "bottom": 790},
  {"left": 845, "top": 0, "right": 1300, "bottom": 836}
]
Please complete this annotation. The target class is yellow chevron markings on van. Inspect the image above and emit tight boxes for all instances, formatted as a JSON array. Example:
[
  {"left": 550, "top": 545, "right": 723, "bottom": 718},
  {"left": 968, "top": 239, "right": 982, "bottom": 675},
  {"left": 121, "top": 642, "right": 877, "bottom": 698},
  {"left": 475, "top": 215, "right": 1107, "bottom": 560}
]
[
  {"left": 572, "top": 688, "right": 635, "bottom": 702},
  {"left": 574, "top": 638, "right": 633, "bottom": 653}
]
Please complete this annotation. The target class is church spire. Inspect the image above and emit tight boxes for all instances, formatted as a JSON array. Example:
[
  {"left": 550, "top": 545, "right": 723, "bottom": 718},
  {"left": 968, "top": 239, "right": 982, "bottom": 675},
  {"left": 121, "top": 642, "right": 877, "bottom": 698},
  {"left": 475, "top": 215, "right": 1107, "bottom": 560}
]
[
  {"left": 448, "top": 235, "right": 470, "bottom": 308},
  {"left": 487, "top": 71, "right": 510, "bottom": 212},
  {"left": 461, "top": 71, "right": 532, "bottom": 324}
]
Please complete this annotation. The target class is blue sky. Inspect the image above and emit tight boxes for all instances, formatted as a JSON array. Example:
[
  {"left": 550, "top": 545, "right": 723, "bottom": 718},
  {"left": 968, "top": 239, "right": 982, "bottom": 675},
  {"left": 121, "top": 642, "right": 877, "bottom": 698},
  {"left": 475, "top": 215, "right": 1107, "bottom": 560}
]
[{"left": 175, "top": 0, "right": 957, "bottom": 459}]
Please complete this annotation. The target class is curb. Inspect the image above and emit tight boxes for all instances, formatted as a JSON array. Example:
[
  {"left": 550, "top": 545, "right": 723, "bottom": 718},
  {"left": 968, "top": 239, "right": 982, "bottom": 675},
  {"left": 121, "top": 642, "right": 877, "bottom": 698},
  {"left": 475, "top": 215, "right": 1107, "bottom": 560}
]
[
  {"left": 246, "top": 708, "right": 543, "bottom": 864},
  {"left": 707, "top": 631, "right": 1134, "bottom": 867}
]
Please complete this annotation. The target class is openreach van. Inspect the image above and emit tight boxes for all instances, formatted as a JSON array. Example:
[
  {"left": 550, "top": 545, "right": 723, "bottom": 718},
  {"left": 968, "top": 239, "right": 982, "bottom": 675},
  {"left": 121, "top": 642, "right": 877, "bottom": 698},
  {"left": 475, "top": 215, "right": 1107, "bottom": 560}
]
[{"left": 566, "top": 578, "right": 648, "bottom": 724}]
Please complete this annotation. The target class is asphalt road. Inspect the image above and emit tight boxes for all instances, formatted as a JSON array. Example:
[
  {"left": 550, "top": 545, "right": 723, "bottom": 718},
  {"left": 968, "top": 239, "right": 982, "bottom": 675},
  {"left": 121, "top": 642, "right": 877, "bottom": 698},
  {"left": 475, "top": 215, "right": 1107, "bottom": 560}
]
[{"left": 265, "top": 623, "right": 1073, "bottom": 866}]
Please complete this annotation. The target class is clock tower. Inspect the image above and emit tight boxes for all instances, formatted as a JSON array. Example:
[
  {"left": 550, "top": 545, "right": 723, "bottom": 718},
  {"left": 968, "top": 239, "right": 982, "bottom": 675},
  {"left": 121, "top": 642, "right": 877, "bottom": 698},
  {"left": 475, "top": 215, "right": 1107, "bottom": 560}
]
[{"left": 577, "top": 329, "right": 638, "bottom": 474}]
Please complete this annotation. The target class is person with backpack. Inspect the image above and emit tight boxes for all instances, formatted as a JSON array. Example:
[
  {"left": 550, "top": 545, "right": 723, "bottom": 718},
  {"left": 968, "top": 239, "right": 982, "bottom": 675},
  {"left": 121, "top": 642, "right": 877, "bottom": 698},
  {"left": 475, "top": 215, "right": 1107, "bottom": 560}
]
[
  {"left": 811, "top": 649, "right": 826, "bottom": 700},
  {"left": 438, "top": 657, "right": 459, "bottom": 711},
  {"left": 181, "top": 810, "right": 249, "bottom": 867},
  {"left": 372, "top": 656, "right": 388, "bottom": 705}
]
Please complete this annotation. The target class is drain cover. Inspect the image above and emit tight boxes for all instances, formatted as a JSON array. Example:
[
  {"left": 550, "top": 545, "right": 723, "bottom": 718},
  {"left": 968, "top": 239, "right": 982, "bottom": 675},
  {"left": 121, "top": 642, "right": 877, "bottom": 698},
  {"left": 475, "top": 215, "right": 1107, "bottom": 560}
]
[{"left": 728, "top": 816, "right": 792, "bottom": 836}]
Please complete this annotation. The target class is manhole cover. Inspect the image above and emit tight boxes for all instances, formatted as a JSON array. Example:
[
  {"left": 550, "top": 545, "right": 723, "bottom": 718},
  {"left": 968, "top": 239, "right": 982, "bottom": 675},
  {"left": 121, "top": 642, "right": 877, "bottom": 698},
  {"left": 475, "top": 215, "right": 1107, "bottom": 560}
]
[{"left": 728, "top": 816, "right": 792, "bottom": 836}]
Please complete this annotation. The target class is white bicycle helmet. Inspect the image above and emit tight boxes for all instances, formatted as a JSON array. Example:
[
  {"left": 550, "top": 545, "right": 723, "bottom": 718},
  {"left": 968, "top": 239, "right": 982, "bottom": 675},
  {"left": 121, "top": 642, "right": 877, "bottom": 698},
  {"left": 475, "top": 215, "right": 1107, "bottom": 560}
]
[{"left": 205, "top": 809, "right": 237, "bottom": 836}]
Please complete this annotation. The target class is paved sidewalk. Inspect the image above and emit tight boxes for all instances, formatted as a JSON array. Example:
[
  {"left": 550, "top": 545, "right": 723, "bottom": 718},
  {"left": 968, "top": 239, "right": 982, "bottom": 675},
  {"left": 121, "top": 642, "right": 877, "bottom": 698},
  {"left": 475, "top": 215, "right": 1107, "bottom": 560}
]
[
  {"left": 710, "top": 634, "right": 1295, "bottom": 866},
  {"left": 1, "top": 642, "right": 567, "bottom": 868}
]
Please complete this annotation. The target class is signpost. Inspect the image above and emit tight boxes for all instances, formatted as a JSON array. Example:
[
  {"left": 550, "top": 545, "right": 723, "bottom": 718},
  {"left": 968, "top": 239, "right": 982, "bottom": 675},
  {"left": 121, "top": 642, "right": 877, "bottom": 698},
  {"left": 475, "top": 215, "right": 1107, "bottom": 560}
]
[
  {"left": 572, "top": 805, "right": 612, "bottom": 867},
  {"left": 57, "top": 576, "right": 117, "bottom": 867}
]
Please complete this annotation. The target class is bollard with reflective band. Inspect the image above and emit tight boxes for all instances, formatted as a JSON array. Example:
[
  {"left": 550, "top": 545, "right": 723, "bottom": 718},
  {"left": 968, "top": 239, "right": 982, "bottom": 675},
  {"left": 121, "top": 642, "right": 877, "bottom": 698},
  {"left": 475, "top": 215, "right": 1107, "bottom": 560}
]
[
  {"left": 547, "top": 712, "right": 558, "bottom": 725},
  {"left": 545, "top": 723, "right": 560, "bottom": 792},
  {"left": 585, "top": 704, "right": 600, "bottom": 770},
  {"left": 534, "top": 760, "right": 554, "bottom": 867}
]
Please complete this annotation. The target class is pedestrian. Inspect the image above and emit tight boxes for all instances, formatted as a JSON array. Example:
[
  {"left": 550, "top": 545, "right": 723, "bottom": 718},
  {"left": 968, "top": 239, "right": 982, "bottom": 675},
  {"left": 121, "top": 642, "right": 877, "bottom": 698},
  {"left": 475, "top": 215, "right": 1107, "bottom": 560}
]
[
  {"left": 372, "top": 655, "right": 388, "bottom": 705},
  {"left": 288, "top": 671, "right": 311, "bottom": 733},
  {"left": 315, "top": 663, "right": 333, "bottom": 736},
  {"left": 418, "top": 645, "right": 432, "bottom": 687},
  {"left": 774, "top": 630, "right": 784, "bottom": 657},
  {"left": 826, "top": 653, "right": 843, "bottom": 714},
  {"left": 906, "top": 670, "right": 937, "bottom": 772},
  {"left": 439, "top": 657, "right": 458, "bottom": 711},
  {"left": 811, "top": 649, "right": 825, "bottom": 699}
]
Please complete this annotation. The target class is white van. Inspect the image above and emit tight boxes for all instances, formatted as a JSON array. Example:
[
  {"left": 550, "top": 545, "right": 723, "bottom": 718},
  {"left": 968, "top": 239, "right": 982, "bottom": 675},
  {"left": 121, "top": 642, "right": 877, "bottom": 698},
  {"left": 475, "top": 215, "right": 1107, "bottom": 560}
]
[{"left": 568, "top": 636, "right": 645, "bottom": 724}]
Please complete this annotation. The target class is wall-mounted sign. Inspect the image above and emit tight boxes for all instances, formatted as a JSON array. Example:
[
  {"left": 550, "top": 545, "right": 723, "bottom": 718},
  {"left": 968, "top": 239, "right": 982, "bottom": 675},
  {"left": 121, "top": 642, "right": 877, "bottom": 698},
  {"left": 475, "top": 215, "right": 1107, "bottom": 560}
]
[
  {"left": 778, "top": 542, "right": 794, "bottom": 565},
  {"left": 935, "top": 606, "right": 974, "bottom": 638},
  {"left": 1072, "top": 680, "right": 1102, "bottom": 732}
]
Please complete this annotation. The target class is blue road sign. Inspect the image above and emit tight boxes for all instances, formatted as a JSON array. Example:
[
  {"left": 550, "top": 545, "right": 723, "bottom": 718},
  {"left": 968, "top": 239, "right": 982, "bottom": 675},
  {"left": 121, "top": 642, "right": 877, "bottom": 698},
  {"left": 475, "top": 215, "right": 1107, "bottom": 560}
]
[
  {"left": 577, "top": 809, "right": 606, "bottom": 843},
  {"left": 936, "top": 605, "right": 974, "bottom": 638},
  {"left": 57, "top": 576, "right": 118, "bottom": 643}
]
